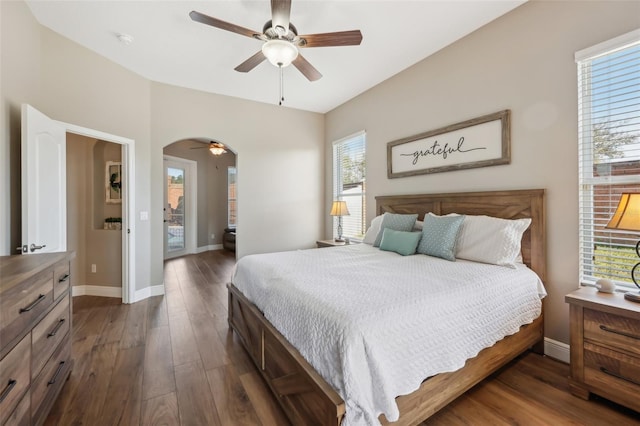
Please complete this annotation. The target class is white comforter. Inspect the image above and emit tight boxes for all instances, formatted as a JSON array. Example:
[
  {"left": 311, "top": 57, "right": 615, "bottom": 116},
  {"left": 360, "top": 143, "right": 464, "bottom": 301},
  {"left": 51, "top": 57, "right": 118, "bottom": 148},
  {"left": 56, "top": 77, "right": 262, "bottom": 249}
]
[{"left": 232, "top": 244, "right": 545, "bottom": 425}]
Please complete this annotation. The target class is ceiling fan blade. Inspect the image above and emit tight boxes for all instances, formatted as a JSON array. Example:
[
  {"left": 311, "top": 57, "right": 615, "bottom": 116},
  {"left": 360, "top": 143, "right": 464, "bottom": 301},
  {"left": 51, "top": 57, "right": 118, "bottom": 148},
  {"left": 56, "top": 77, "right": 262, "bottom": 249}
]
[
  {"left": 189, "top": 10, "right": 261, "bottom": 39},
  {"left": 271, "top": 0, "right": 292, "bottom": 35},
  {"left": 298, "top": 30, "right": 363, "bottom": 48},
  {"left": 235, "top": 51, "right": 267, "bottom": 73},
  {"left": 293, "top": 54, "right": 322, "bottom": 82}
]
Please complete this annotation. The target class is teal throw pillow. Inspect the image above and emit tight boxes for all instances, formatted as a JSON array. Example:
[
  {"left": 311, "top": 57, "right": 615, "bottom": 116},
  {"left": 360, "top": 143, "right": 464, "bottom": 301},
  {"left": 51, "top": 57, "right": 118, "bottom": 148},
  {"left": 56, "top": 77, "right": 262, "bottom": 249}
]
[
  {"left": 417, "top": 214, "right": 465, "bottom": 261},
  {"left": 379, "top": 228, "right": 422, "bottom": 256},
  {"left": 373, "top": 213, "right": 419, "bottom": 247}
]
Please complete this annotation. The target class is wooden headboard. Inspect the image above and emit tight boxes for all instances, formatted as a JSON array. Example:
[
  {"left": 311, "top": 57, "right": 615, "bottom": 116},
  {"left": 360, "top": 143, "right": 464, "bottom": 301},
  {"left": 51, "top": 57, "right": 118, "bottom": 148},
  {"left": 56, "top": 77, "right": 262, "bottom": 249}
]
[{"left": 375, "top": 189, "right": 546, "bottom": 282}]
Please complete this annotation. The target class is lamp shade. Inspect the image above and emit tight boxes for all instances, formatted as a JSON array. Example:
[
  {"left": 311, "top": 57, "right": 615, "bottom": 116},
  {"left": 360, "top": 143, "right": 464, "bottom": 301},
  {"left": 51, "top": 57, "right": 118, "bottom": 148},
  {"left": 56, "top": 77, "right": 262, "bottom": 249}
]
[
  {"left": 261, "top": 39, "right": 298, "bottom": 67},
  {"left": 606, "top": 193, "right": 640, "bottom": 231},
  {"left": 330, "top": 201, "right": 350, "bottom": 217}
]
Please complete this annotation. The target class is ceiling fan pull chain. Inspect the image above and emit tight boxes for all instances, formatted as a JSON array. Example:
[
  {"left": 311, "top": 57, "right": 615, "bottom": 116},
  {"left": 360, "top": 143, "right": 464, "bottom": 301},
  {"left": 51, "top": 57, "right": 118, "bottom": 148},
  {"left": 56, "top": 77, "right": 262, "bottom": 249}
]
[{"left": 279, "top": 65, "right": 284, "bottom": 106}]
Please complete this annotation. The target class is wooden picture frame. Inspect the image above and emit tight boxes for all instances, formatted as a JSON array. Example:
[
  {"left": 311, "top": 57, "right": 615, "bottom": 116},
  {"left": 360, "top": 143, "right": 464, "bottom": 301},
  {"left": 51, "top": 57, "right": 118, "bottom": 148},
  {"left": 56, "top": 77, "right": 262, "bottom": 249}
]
[
  {"left": 105, "top": 161, "right": 122, "bottom": 204},
  {"left": 387, "top": 110, "right": 511, "bottom": 178}
]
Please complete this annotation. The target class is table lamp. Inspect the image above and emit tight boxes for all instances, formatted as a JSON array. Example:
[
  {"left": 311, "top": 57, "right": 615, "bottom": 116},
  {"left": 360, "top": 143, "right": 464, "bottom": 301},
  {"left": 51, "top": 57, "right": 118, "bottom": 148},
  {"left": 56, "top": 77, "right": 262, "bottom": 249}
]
[
  {"left": 330, "top": 201, "right": 350, "bottom": 242},
  {"left": 605, "top": 192, "right": 640, "bottom": 302}
]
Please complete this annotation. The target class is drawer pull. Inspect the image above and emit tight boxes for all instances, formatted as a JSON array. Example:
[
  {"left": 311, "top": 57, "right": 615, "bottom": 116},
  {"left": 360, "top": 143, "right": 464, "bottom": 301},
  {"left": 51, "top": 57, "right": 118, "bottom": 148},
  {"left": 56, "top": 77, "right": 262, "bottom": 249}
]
[
  {"left": 600, "top": 367, "right": 640, "bottom": 386},
  {"left": 0, "top": 379, "right": 17, "bottom": 403},
  {"left": 599, "top": 324, "right": 640, "bottom": 340},
  {"left": 19, "top": 294, "right": 46, "bottom": 313},
  {"left": 48, "top": 361, "right": 66, "bottom": 386},
  {"left": 48, "top": 318, "right": 66, "bottom": 338},
  {"left": 58, "top": 273, "right": 70, "bottom": 283}
]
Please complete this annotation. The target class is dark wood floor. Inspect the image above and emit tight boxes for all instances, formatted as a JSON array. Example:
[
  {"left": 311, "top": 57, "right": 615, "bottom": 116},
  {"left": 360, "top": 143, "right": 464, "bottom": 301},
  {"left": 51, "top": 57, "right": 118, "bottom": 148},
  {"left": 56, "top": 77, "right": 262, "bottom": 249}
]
[{"left": 46, "top": 250, "right": 639, "bottom": 425}]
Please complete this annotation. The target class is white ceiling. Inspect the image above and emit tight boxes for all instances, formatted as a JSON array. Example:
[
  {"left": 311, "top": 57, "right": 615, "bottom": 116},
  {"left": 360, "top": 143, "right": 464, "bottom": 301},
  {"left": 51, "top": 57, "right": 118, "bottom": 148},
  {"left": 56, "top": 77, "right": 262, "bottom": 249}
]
[{"left": 26, "top": 1, "right": 526, "bottom": 113}]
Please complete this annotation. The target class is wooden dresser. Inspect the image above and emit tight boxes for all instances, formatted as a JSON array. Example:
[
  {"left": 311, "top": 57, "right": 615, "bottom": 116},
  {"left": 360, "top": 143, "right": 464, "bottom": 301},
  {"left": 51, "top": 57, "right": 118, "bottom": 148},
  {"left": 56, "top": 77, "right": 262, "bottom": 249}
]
[
  {"left": 566, "top": 287, "right": 640, "bottom": 413},
  {"left": 0, "top": 252, "right": 75, "bottom": 425}
]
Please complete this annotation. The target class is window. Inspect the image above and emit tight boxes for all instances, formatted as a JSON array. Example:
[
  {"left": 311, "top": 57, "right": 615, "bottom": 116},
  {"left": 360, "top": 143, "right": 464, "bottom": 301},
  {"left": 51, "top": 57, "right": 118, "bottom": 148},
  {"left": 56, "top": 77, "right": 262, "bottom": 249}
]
[
  {"left": 228, "top": 166, "right": 237, "bottom": 228},
  {"left": 577, "top": 30, "right": 640, "bottom": 289},
  {"left": 332, "top": 131, "right": 366, "bottom": 241}
]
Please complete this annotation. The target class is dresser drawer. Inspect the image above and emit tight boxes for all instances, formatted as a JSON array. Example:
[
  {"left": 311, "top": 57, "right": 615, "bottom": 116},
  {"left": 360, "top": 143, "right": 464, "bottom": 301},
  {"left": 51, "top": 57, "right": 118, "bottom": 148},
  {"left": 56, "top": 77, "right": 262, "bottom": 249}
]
[
  {"left": 0, "top": 334, "right": 31, "bottom": 425},
  {"left": 31, "top": 338, "right": 71, "bottom": 424},
  {"left": 584, "top": 308, "right": 640, "bottom": 356},
  {"left": 0, "top": 268, "right": 54, "bottom": 356},
  {"left": 584, "top": 342, "right": 640, "bottom": 411},
  {"left": 53, "top": 262, "right": 71, "bottom": 301},
  {"left": 3, "top": 388, "right": 30, "bottom": 426},
  {"left": 32, "top": 294, "right": 71, "bottom": 380}
]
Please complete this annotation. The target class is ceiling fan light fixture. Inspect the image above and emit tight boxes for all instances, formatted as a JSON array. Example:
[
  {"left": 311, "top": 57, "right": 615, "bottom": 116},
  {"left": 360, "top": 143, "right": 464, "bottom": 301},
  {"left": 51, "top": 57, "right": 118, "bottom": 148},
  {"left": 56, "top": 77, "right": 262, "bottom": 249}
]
[
  {"left": 262, "top": 39, "right": 298, "bottom": 68},
  {"left": 209, "top": 142, "right": 227, "bottom": 156}
]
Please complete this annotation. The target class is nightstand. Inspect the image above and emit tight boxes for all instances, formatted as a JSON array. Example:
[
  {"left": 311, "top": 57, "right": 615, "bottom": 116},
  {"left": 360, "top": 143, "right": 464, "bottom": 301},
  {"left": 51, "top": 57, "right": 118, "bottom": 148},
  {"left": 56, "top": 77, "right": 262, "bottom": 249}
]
[
  {"left": 316, "top": 239, "right": 347, "bottom": 248},
  {"left": 565, "top": 287, "right": 640, "bottom": 412}
]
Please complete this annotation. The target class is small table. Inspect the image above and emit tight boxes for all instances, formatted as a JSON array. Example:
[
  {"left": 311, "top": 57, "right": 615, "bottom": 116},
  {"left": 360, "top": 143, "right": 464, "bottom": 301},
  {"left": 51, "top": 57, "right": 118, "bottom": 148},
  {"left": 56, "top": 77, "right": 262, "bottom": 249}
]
[
  {"left": 316, "top": 239, "right": 347, "bottom": 248},
  {"left": 565, "top": 287, "right": 640, "bottom": 412}
]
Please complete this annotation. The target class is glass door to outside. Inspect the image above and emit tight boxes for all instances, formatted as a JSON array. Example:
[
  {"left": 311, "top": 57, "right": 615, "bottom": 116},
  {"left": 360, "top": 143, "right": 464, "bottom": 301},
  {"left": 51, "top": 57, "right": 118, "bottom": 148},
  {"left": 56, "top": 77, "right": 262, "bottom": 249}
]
[{"left": 164, "top": 162, "right": 187, "bottom": 258}]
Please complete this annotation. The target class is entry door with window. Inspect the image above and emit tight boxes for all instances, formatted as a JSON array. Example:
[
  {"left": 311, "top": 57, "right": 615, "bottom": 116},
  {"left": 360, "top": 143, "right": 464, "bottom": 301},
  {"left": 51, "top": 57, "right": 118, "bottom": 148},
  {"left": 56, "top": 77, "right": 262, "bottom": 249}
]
[{"left": 164, "top": 160, "right": 188, "bottom": 259}]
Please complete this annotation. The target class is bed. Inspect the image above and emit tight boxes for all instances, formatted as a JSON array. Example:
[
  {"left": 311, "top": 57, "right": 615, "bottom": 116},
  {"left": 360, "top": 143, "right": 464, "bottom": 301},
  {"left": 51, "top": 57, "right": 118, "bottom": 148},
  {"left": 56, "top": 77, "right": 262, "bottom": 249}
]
[{"left": 228, "top": 189, "right": 546, "bottom": 425}]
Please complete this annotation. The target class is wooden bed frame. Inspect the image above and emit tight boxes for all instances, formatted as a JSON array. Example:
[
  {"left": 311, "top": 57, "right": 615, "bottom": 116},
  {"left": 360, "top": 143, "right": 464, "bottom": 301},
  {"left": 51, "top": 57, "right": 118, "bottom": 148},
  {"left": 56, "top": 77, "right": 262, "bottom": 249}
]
[{"left": 228, "top": 189, "right": 546, "bottom": 425}]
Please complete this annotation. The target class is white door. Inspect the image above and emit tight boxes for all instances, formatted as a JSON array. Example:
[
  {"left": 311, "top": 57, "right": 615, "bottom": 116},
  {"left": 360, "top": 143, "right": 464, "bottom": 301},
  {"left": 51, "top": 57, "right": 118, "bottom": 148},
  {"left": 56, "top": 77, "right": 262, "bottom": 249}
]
[
  {"left": 21, "top": 104, "right": 66, "bottom": 254},
  {"left": 163, "top": 156, "right": 197, "bottom": 259}
]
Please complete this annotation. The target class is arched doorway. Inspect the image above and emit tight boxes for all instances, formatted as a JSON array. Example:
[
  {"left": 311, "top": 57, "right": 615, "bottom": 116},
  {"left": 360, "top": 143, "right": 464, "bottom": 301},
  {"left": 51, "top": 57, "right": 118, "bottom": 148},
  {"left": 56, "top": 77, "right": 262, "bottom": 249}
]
[{"left": 162, "top": 138, "right": 237, "bottom": 258}]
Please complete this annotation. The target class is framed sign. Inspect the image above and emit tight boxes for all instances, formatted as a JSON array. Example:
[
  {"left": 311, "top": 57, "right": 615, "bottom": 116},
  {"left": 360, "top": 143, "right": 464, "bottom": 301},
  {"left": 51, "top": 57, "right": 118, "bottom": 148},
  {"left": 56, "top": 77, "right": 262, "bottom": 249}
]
[
  {"left": 387, "top": 110, "right": 510, "bottom": 178},
  {"left": 105, "top": 161, "right": 122, "bottom": 204}
]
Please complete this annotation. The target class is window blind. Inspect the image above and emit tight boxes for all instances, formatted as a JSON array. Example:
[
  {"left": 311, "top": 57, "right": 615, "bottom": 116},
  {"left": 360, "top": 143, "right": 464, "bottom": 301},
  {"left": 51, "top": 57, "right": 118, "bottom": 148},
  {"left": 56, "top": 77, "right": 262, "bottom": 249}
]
[
  {"left": 577, "top": 30, "right": 640, "bottom": 289},
  {"left": 332, "top": 131, "right": 366, "bottom": 240},
  {"left": 228, "top": 166, "right": 237, "bottom": 228}
]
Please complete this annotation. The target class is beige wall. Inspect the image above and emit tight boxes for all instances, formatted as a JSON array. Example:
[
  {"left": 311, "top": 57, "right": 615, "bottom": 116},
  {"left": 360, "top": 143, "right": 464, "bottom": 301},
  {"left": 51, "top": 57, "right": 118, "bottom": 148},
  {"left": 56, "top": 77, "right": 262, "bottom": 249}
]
[
  {"left": 66, "top": 134, "right": 90, "bottom": 288},
  {"left": 66, "top": 134, "right": 122, "bottom": 288},
  {"left": 149, "top": 82, "right": 325, "bottom": 286},
  {"left": 325, "top": 0, "right": 640, "bottom": 344},
  {"left": 164, "top": 140, "right": 237, "bottom": 248},
  {"left": 1, "top": 1, "right": 324, "bottom": 293}
]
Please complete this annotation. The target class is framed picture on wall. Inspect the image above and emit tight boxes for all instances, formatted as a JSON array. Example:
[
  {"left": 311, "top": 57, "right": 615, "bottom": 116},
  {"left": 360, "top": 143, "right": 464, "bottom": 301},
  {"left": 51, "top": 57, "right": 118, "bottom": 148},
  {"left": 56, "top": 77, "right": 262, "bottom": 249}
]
[
  {"left": 106, "top": 161, "right": 122, "bottom": 204},
  {"left": 387, "top": 110, "right": 511, "bottom": 178}
]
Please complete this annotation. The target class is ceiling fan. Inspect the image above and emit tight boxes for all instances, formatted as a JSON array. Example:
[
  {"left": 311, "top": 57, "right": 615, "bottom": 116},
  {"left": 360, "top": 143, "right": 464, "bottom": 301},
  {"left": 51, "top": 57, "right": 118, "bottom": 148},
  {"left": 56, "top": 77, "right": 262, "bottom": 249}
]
[
  {"left": 190, "top": 141, "right": 228, "bottom": 156},
  {"left": 189, "top": 0, "right": 363, "bottom": 82}
]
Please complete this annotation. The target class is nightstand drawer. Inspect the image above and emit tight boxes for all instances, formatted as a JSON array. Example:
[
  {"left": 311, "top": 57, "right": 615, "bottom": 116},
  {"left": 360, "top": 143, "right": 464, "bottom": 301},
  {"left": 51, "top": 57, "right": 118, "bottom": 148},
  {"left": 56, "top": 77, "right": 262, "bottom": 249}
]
[
  {"left": 0, "top": 334, "right": 31, "bottom": 426},
  {"left": 32, "top": 294, "right": 70, "bottom": 380},
  {"left": 584, "top": 342, "right": 640, "bottom": 411},
  {"left": 584, "top": 308, "right": 640, "bottom": 356}
]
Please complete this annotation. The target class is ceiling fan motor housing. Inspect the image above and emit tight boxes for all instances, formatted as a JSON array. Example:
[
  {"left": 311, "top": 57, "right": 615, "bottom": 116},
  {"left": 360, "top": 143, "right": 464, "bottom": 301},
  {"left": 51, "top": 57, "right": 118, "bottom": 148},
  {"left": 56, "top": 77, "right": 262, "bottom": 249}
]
[{"left": 262, "top": 20, "right": 298, "bottom": 41}]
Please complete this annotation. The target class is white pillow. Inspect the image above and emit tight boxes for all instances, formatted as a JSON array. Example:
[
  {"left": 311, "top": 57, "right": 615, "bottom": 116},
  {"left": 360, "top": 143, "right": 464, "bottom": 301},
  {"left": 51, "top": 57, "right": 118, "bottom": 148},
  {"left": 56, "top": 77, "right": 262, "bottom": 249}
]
[
  {"left": 362, "top": 214, "right": 384, "bottom": 245},
  {"left": 413, "top": 220, "right": 424, "bottom": 231},
  {"left": 428, "top": 213, "right": 531, "bottom": 268}
]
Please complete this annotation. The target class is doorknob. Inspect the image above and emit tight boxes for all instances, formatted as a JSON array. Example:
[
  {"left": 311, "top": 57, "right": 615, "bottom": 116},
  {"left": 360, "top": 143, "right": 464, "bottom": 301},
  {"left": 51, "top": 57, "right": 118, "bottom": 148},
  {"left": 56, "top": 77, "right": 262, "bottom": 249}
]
[
  {"left": 30, "top": 243, "right": 46, "bottom": 252},
  {"left": 16, "top": 245, "right": 27, "bottom": 254}
]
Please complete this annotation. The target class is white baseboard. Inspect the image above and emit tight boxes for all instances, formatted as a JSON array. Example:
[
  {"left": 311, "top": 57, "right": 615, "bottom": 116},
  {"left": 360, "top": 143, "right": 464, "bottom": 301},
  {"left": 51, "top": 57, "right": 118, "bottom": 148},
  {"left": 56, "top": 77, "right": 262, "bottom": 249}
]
[
  {"left": 196, "top": 244, "right": 223, "bottom": 253},
  {"left": 72, "top": 285, "right": 122, "bottom": 298},
  {"left": 544, "top": 337, "right": 570, "bottom": 363},
  {"left": 133, "top": 284, "right": 165, "bottom": 302},
  {"left": 73, "top": 283, "right": 165, "bottom": 303}
]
